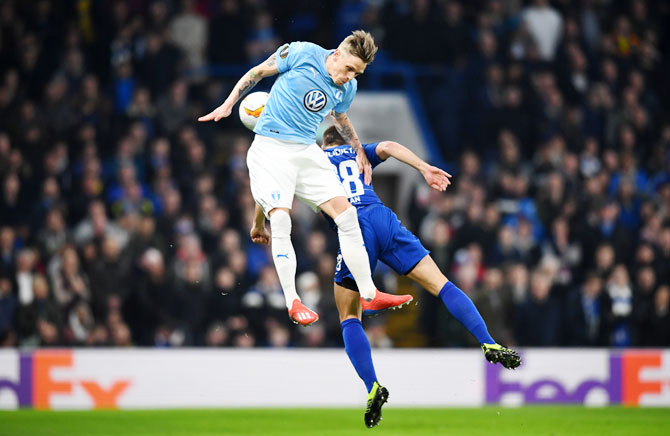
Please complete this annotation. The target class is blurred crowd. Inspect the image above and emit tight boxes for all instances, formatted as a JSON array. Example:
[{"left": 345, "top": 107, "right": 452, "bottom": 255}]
[{"left": 0, "top": 0, "right": 669, "bottom": 349}]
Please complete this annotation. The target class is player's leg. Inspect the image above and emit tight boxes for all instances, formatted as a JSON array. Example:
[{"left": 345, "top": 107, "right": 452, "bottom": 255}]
[
  {"left": 328, "top": 204, "right": 413, "bottom": 314},
  {"left": 407, "top": 255, "right": 495, "bottom": 344},
  {"left": 321, "top": 198, "right": 377, "bottom": 301},
  {"left": 375, "top": 207, "right": 520, "bottom": 369},
  {"left": 267, "top": 207, "right": 298, "bottom": 304},
  {"left": 406, "top": 255, "right": 521, "bottom": 369},
  {"left": 268, "top": 207, "right": 318, "bottom": 326},
  {"left": 335, "top": 281, "right": 388, "bottom": 428},
  {"left": 293, "top": 144, "right": 376, "bottom": 301},
  {"left": 247, "top": 136, "right": 317, "bottom": 325}
]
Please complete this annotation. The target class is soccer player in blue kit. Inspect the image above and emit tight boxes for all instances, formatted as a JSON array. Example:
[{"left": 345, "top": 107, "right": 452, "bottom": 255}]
[
  {"left": 200, "top": 32, "right": 407, "bottom": 326},
  {"left": 320, "top": 126, "right": 521, "bottom": 427}
]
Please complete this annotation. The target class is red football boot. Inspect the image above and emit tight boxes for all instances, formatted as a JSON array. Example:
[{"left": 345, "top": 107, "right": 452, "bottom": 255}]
[
  {"left": 288, "top": 300, "right": 319, "bottom": 326},
  {"left": 361, "top": 290, "right": 413, "bottom": 316}
]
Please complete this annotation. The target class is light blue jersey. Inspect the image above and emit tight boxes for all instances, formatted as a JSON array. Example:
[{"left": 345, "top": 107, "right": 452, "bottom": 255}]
[{"left": 254, "top": 42, "right": 357, "bottom": 144}]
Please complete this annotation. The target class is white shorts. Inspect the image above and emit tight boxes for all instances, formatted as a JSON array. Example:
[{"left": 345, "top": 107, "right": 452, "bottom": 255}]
[{"left": 247, "top": 134, "right": 346, "bottom": 217}]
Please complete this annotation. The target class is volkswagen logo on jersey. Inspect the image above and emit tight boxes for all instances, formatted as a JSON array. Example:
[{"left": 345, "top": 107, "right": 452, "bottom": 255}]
[{"left": 303, "top": 89, "right": 327, "bottom": 112}]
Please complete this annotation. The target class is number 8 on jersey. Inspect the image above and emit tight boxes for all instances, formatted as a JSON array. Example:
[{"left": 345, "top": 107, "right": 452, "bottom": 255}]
[{"left": 339, "top": 160, "right": 364, "bottom": 202}]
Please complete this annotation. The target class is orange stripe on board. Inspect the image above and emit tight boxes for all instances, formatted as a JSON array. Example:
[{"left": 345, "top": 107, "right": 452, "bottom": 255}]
[{"left": 33, "top": 350, "right": 73, "bottom": 410}]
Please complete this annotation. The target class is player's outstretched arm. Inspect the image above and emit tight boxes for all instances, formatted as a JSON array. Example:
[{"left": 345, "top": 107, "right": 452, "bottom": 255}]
[
  {"left": 376, "top": 141, "right": 452, "bottom": 192},
  {"left": 250, "top": 204, "right": 270, "bottom": 245},
  {"left": 331, "top": 111, "right": 372, "bottom": 185},
  {"left": 198, "top": 53, "right": 279, "bottom": 122}
]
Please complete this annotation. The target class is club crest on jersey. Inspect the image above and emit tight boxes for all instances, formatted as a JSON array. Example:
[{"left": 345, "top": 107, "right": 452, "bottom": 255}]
[
  {"left": 280, "top": 44, "right": 289, "bottom": 59},
  {"left": 303, "top": 89, "right": 327, "bottom": 112}
]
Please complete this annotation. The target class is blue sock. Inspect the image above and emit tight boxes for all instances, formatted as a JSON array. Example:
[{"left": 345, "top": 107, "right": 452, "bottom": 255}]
[
  {"left": 341, "top": 318, "right": 377, "bottom": 392},
  {"left": 439, "top": 281, "right": 495, "bottom": 345}
]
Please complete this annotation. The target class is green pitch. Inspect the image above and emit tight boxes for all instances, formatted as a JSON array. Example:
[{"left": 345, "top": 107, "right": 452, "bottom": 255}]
[{"left": 1, "top": 407, "right": 668, "bottom": 436}]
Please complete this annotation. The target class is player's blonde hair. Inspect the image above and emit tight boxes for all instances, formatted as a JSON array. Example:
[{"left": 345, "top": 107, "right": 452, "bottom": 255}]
[{"left": 339, "top": 30, "right": 377, "bottom": 64}]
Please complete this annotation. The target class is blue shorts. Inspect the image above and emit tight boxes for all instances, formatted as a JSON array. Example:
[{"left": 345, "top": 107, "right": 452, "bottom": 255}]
[{"left": 334, "top": 204, "right": 430, "bottom": 290}]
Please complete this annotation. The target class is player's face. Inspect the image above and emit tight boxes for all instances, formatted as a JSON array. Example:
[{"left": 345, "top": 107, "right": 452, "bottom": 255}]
[{"left": 329, "top": 50, "right": 367, "bottom": 86}]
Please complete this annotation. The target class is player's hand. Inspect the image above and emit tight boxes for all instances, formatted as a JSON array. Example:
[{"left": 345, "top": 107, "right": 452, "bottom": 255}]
[
  {"left": 356, "top": 148, "right": 372, "bottom": 185},
  {"left": 422, "top": 165, "right": 452, "bottom": 191},
  {"left": 198, "top": 104, "right": 232, "bottom": 122},
  {"left": 250, "top": 225, "right": 270, "bottom": 245}
]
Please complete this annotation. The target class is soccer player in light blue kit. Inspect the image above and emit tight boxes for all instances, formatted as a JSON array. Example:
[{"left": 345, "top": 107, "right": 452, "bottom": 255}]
[
  {"left": 200, "top": 32, "right": 406, "bottom": 328},
  {"left": 321, "top": 126, "right": 521, "bottom": 427}
]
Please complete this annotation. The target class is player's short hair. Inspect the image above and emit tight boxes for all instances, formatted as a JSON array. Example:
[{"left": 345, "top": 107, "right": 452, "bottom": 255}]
[
  {"left": 322, "top": 126, "right": 347, "bottom": 146},
  {"left": 339, "top": 30, "right": 377, "bottom": 64}
]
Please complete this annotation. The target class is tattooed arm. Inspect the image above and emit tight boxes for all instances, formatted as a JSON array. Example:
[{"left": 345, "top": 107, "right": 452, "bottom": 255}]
[
  {"left": 331, "top": 110, "right": 373, "bottom": 184},
  {"left": 198, "top": 53, "right": 279, "bottom": 122}
]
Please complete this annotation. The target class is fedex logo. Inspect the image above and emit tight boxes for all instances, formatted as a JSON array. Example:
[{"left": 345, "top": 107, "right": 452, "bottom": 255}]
[
  {"left": 0, "top": 350, "right": 130, "bottom": 409},
  {"left": 486, "top": 350, "right": 670, "bottom": 406}
]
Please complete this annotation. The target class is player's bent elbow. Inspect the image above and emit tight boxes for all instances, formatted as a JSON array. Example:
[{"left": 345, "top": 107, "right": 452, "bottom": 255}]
[
  {"left": 376, "top": 141, "right": 397, "bottom": 160},
  {"left": 250, "top": 64, "right": 277, "bottom": 79}
]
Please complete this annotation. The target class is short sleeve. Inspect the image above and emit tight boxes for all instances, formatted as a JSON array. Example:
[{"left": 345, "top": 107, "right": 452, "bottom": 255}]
[
  {"left": 363, "top": 142, "right": 384, "bottom": 169},
  {"left": 333, "top": 79, "right": 357, "bottom": 114},
  {"left": 276, "top": 41, "right": 307, "bottom": 73}
]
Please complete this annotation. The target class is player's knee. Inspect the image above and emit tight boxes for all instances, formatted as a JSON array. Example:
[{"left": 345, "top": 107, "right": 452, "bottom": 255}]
[
  {"left": 269, "top": 209, "right": 292, "bottom": 238},
  {"left": 331, "top": 196, "right": 354, "bottom": 216},
  {"left": 333, "top": 206, "right": 359, "bottom": 232}
]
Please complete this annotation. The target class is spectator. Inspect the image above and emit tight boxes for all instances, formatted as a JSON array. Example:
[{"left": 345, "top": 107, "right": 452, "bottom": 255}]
[
  {"left": 16, "top": 274, "right": 62, "bottom": 346},
  {"left": 15, "top": 249, "right": 38, "bottom": 307},
  {"left": 208, "top": 0, "right": 247, "bottom": 65},
  {"left": 0, "top": 173, "right": 28, "bottom": 227},
  {"left": 125, "top": 248, "right": 176, "bottom": 345},
  {"left": 0, "top": 1, "right": 668, "bottom": 349},
  {"left": 434, "top": 0, "right": 469, "bottom": 65},
  {"left": 89, "top": 235, "right": 132, "bottom": 318},
  {"left": 542, "top": 217, "right": 581, "bottom": 285},
  {"left": 472, "top": 268, "right": 513, "bottom": 346},
  {"left": 521, "top": 0, "right": 563, "bottom": 62},
  {"left": 157, "top": 80, "right": 190, "bottom": 137},
  {"left": 205, "top": 320, "right": 229, "bottom": 347},
  {"left": 564, "top": 273, "right": 610, "bottom": 346},
  {"left": 73, "top": 200, "right": 129, "bottom": 249},
  {"left": 648, "top": 286, "right": 670, "bottom": 346},
  {"left": 36, "top": 207, "right": 71, "bottom": 259},
  {"left": 656, "top": 226, "right": 670, "bottom": 284},
  {"left": 244, "top": 10, "right": 280, "bottom": 64},
  {"left": 136, "top": 32, "right": 181, "bottom": 100},
  {"left": 514, "top": 269, "right": 561, "bottom": 346},
  {"left": 125, "top": 214, "right": 167, "bottom": 263},
  {"left": 633, "top": 266, "right": 658, "bottom": 345},
  {"left": 241, "top": 265, "right": 287, "bottom": 343},
  {"left": 49, "top": 245, "right": 91, "bottom": 314},
  {"left": 0, "top": 276, "right": 16, "bottom": 345},
  {"left": 0, "top": 226, "right": 16, "bottom": 276},
  {"left": 67, "top": 301, "right": 95, "bottom": 345},
  {"left": 488, "top": 225, "right": 522, "bottom": 266},
  {"left": 606, "top": 265, "right": 634, "bottom": 346},
  {"left": 169, "top": 0, "right": 208, "bottom": 71}
]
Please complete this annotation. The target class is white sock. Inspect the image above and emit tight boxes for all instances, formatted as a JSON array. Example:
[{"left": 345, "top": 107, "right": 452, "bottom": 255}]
[
  {"left": 334, "top": 207, "right": 376, "bottom": 300},
  {"left": 270, "top": 210, "right": 300, "bottom": 308}
]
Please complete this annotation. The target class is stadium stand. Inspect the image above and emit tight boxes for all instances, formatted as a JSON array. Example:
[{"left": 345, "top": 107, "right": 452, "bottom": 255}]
[{"left": 0, "top": 0, "right": 668, "bottom": 349}]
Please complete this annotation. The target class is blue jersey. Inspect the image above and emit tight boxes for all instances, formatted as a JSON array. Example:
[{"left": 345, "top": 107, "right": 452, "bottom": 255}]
[
  {"left": 324, "top": 143, "right": 384, "bottom": 207},
  {"left": 324, "top": 142, "right": 430, "bottom": 284},
  {"left": 254, "top": 42, "right": 357, "bottom": 144}
]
